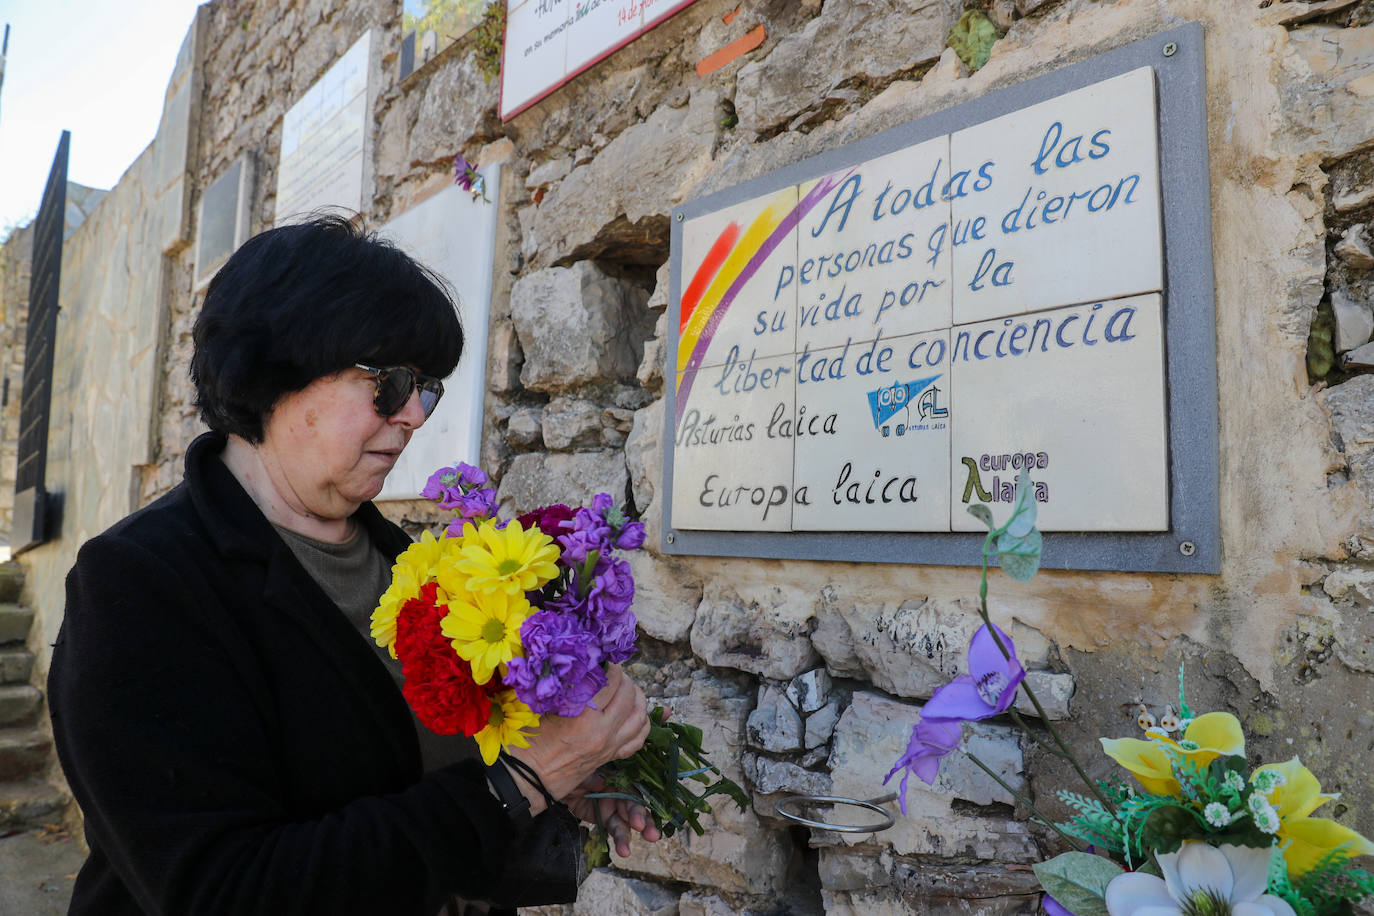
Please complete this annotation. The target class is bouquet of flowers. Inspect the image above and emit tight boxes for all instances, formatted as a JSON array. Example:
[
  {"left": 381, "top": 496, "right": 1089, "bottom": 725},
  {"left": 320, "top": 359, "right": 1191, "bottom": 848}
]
[
  {"left": 885, "top": 472, "right": 1374, "bottom": 916},
  {"left": 371, "top": 462, "right": 747, "bottom": 837}
]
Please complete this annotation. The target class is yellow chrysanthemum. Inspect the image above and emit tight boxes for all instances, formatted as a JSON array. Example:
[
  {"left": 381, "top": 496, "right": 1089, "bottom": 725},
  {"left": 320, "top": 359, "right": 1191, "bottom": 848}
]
[
  {"left": 440, "top": 589, "right": 532, "bottom": 685},
  {"left": 443, "top": 519, "right": 559, "bottom": 597},
  {"left": 371, "top": 530, "right": 448, "bottom": 658},
  {"left": 1100, "top": 712, "right": 1245, "bottom": 796},
  {"left": 474, "top": 688, "right": 541, "bottom": 766}
]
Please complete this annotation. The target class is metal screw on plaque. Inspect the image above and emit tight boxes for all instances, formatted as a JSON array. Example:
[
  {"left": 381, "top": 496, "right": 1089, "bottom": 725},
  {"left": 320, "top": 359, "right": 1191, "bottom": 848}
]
[
  {"left": 1179, "top": 541, "right": 1196, "bottom": 557},
  {"left": 675, "top": 212, "right": 683, "bottom": 222},
  {"left": 775, "top": 793, "right": 898, "bottom": 833},
  {"left": 666, "top": 532, "right": 676, "bottom": 545},
  {"left": 1162, "top": 42, "right": 1178, "bottom": 57}
]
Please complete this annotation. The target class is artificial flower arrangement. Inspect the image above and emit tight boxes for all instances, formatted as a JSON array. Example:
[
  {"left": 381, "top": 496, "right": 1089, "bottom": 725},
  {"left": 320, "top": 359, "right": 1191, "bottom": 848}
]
[
  {"left": 885, "top": 472, "right": 1374, "bottom": 916},
  {"left": 371, "top": 462, "right": 747, "bottom": 838}
]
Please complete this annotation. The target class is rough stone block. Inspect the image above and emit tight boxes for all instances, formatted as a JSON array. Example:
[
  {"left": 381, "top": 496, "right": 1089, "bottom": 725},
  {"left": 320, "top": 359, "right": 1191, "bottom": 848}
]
[
  {"left": 406, "top": 52, "right": 499, "bottom": 165},
  {"left": 624, "top": 549, "right": 700, "bottom": 644},
  {"left": 820, "top": 848, "right": 1042, "bottom": 915},
  {"left": 1332, "top": 291, "right": 1374, "bottom": 353},
  {"left": 511, "top": 262, "right": 652, "bottom": 392},
  {"left": 1014, "top": 671, "right": 1075, "bottom": 721},
  {"left": 691, "top": 581, "right": 821, "bottom": 680},
  {"left": 828, "top": 692, "right": 1036, "bottom": 861},
  {"left": 805, "top": 700, "right": 841, "bottom": 750},
  {"left": 787, "top": 668, "right": 832, "bottom": 714},
  {"left": 1335, "top": 225, "right": 1374, "bottom": 269},
  {"left": 735, "top": 0, "right": 957, "bottom": 132},
  {"left": 1320, "top": 375, "right": 1374, "bottom": 501},
  {"left": 525, "top": 90, "right": 721, "bottom": 267},
  {"left": 527, "top": 156, "right": 574, "bottom": 190},
  {"left": 744, "top": 752, "right": 832, "bottom": 797},
  {"left": 746, "top": 684, "right": 803, "bottom": 752},
  {"left": 506, "top": 408, "right": 544, "bottom": 449},
  {"left": 487, "top": 320, "right": 524, "bottom": 393},
  {"left": 496, "top": 452, "right": 629, "bottom": 517},
  {"left": 625, "top": 399, "right": 663, "bottom": 521},
  {"left": 542, "top": 396, "right": 604, "bottom": 450},
  {"left": 0, "top": 564, "right": 22, "bottom": 603},
  {"left": 1278, "top": 25, "right": 1374, "bottom": 160},
  {"left": 573, "top": 868, "right": 678, "bottom": 915}
]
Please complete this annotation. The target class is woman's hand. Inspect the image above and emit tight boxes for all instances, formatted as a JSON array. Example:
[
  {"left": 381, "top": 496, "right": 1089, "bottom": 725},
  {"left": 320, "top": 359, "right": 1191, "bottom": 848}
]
[
  {"left": 563, "top": 774, "right": 662, "bottom": 857},
  {"left": 505, "top": 665, "right": 651, "bottom": 814}
]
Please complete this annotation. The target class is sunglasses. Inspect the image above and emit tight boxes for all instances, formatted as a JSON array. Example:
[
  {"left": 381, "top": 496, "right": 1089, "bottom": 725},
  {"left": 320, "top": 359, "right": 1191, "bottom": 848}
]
[{"left": 354, "top": 363, "right": 444, "bottom": 419}]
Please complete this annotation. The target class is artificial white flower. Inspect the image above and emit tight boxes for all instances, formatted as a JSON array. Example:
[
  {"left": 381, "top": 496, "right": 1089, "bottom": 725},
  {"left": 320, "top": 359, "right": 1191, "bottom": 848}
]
[{"left": 1105, "top": 842, "right": 1297, "bottom": 916}]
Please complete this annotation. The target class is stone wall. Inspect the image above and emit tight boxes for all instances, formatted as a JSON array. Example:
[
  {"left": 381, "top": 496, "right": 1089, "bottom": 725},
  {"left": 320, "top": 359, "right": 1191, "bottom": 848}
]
[{"left": 7, "top": 0, "right": 1374, "bottom": 911}]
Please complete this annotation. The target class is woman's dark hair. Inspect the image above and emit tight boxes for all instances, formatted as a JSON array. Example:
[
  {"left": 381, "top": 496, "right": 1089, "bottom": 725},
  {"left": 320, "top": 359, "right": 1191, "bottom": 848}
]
[{"left": 191, "top": 214, "right": 464, "bottom": 442}]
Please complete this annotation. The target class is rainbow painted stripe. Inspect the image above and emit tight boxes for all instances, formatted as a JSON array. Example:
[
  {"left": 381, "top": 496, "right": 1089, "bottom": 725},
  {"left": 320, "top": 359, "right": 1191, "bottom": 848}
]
[{"left": 674, "top": 171, "right": 852, "bottom": 424}]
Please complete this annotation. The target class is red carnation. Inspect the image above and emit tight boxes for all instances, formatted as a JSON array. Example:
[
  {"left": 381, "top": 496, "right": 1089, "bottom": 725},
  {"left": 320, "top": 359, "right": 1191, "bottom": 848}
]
[{"left": 394, "top": 584, "right": 491, "bottom": 736}]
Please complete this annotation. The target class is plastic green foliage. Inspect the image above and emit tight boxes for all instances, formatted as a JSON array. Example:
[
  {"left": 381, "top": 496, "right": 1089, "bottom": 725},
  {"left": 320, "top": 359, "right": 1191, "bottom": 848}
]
[
  {"left": 1033, "top": 851, "right": 1123, "bottom": 916},
  {"left": 1307, "top": 299, "right": 1336, "bottom": 380},
  {"left": 948, "top": 10, "right": 1002, "bottom": 72}
]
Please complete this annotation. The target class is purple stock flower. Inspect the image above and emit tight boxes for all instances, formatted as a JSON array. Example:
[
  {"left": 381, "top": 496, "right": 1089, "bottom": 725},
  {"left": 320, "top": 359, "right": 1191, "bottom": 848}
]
[
  {"left": 504, "top": 610, "right": 606, "bottom": 717},
  {"left": 919, "top": 623, "right": 1025, "bottom": 722},
  {"left": 883, "top": 718, "right": 962, "bottom": 814},
  {"left": 423, "top": 463, "right": 492, "bottom": 514},
  {"left": 583, "top": 557, "right": 637, "bottom": 663},
  {"left": 614, "top": 521, "right": 646, "bottom": 550}
]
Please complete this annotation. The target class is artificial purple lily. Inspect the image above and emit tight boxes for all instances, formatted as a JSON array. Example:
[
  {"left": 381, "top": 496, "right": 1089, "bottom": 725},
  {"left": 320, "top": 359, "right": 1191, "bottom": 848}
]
[
  {"left": 920, "top": 622, "right": 1025, "bottom": 722},
  {"left": 884, "top": 718, "right": 962, "bottom": 814},
  {"left": 886, "top": 623, "right": 1025, "bottom": 813}
]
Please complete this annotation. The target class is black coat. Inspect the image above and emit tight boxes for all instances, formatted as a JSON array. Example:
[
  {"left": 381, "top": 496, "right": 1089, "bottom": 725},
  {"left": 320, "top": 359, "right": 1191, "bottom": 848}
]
[{"left": 48, "top": 432, "right": 517, "bottom": 915}]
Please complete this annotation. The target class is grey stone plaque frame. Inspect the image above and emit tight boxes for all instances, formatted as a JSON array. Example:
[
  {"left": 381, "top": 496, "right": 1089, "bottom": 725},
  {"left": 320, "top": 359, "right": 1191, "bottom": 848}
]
[{"left": 661, "top": 22, "right": 1219, "bottom": 574}]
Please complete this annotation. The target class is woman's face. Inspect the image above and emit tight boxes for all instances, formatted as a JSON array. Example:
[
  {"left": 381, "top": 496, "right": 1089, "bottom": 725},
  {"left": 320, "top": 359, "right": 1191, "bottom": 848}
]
[{"left": 257, "top": 367, "right": 427, "bottom": 521}]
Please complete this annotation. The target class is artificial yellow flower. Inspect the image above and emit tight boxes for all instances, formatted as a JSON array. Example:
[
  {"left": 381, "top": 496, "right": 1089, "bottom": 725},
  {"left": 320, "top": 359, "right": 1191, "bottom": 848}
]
[
  {"left": 474, "top": 688, "right": 541, "bottom": 765},
  {"left": 1251, "top": 757, "right": 1373, "bottom": 877},
  {"left": 1255, "top": 757, "right": 1339, "bottom": 821},
  {"left": 371, "top": 530, "right": 448, "bottom": 658},
  {"left": 1100, "top": 712, "right": 1246, "bottom": 796},
  {"left": 1280, "top": 815, "right": 1374, "bottom": 877},
  {"left": 440, "top": 589, "right": 532, "bottom": 684},
  {"left": 444, "top": 519, "right": 559, "bottom": 597}
]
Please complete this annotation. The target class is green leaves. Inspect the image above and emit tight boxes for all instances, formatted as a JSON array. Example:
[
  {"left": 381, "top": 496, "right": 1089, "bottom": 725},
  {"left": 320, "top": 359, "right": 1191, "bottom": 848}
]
[
  {"left": 596, "top": 707, "right": 749, "bottom": 838},
  {"left": 969, "top": 469, "right": 1043, "bottom": 582},
  {"left": 947, "top": 9, "right": 1002, "bottom": 72},
  {"left": 1033, "top": 851, "right": 1124, "bottom": 916}
]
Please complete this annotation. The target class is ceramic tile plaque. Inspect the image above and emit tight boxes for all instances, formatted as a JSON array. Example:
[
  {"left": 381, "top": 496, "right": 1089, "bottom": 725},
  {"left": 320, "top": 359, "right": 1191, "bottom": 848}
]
[
  {"left": 664, "top": 24, "right": 1219, "bottom": 572},
  {"left": 275, "top": 30, "right": 371, "bottom": 223}
]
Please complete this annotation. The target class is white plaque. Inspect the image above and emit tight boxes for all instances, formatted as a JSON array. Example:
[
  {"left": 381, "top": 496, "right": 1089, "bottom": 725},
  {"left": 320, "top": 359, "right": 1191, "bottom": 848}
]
[
  {"left": 275, "top": 31, "right": 372, "bottom": 223},
  {"left": 375, "top": 172, "right": 501, "bottom": 501}
]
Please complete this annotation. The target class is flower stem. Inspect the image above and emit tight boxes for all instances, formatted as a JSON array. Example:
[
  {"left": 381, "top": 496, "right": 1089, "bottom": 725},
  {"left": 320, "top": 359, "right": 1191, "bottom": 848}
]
[
  {"left": 979, "top": 549, "right": 1119, "bottom": 818},
  {"left": 964, "top": 751, "right": 1086, "bottom": 852}
]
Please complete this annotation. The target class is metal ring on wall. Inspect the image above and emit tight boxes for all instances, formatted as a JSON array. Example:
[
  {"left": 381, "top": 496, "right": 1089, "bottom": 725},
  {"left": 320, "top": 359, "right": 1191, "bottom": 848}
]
[{"left": 774, "top": 793, "right": 898, "bottom": 833}]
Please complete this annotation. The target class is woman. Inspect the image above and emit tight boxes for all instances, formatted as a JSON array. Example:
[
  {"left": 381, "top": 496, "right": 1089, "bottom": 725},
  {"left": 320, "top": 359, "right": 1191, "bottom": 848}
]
[{"left": 48, "top": 215, "right": 657, "bottom": 915}]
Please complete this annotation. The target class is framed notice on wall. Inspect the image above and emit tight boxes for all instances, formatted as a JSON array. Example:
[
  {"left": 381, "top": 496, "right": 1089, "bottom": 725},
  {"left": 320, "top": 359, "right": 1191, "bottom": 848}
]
[
  {"left": 500, "top": 0, "right": 700, "bottom": 120},
  {"left": 662, "top": 23, "right": 1219, "bottom": 574}
]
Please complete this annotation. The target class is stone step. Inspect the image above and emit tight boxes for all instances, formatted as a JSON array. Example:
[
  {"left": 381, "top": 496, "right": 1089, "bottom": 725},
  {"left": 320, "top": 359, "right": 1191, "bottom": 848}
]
[
  {"left": 0, "top": 649, "right": 34, "bottom": 685},
  {"left": 0, "top": 728, "right": 51, "bottom": 781},
  {"left": 0, "top": 563, "right": 21, "bottom": 604},
  {"left": 0, "top": 685, "right": 41, "bottom": 726},
  {"left": 0, "top": 778, "right": 67, "bottom": 831},
  {"left": 0, "top": 604, "right": 33, "bottom": 646}
]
